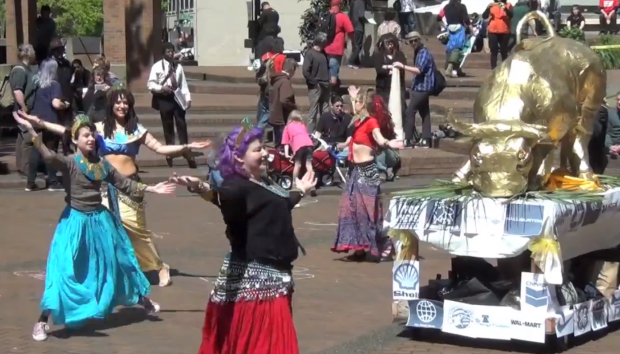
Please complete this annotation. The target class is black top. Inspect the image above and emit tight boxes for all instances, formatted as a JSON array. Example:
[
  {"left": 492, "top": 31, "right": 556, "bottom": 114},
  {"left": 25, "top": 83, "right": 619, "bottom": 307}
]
[
  {"left": 83, "top": 88, "right": 108, "bottom": 117},
  {"left": 567, "top": 14, "right": 585, "bottom": 27},
  {"left": 316, "top": 111, "right": 354, "bottom": 144},
  {"left": 55, "top": 57, "right": 74, "bottom": 102},
  {"left": 71, "top": 68, "right": 90, "bottom": 90},
  {"left": 258, "top": 9, "right": 280, "bottom": 40},
  {"left": 443, "top": 3, "right": 471, "bottom": 26},
  {"left": 212, "top": 177, "right": 302, "bottom": 267},
  {"left": 374, "top": 49, "right": 406, "bottom": 94},
  {"left": 302, "top": 48, "right": 329, "bottom": 87}
]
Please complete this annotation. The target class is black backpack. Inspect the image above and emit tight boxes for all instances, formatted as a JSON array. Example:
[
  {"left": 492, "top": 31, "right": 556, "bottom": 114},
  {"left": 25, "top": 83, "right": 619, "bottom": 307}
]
[
  {"left": 432, "top": 69, "right": 446, "bottom": 96},
  {"left": 317, "top": 11, "right": 337, "bottom": 45}
]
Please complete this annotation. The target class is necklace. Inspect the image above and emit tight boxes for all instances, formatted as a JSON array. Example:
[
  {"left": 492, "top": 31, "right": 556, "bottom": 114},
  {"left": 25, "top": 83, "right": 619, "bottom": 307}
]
[
  {"left": 250, "top": 176, "right": 289, "bottom": 198},
  {"left": 75, "top": 154, "right": 109, "bottom": 181}
]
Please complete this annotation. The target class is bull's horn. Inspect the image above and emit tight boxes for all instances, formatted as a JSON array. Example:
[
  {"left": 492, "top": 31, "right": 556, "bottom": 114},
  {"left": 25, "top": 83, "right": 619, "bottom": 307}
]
[
  {"left": 445, "top": 109, "right": 481, "bottom": 137},
  {"left": 520, "top": 123, "right": 548, "bottom": 141}
]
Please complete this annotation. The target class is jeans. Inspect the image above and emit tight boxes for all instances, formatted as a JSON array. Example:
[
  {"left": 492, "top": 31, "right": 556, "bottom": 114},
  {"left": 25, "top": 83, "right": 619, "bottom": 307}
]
[
  {"left": 399, "top": 11, "right": 416, "bottom": 36},
  {"left": 405, "top": 91, "right": 431, "bottom": 141},
  {"left": 488, "top": 33, "right": 510, "bottom": 69},
  {"left": 272, "top": 124, "right": 284, "bottom": 147},
  {"left": 348, "top": 30, "right": 364, "bottom": 66},
  {"left": 27, "top": 130, "right": 60, "bottom": 185},
  {"left": 307, "top": 85, "right": 330, "bottom": 133},
  {"left": 159, "top": 101, "right": 188, "bottom": 145},
  {"left": 375, "top": 148, "right": 400, "bottom": 173},
  {"left": 256, "top": 90, "right": 270, "bottom": 129}
]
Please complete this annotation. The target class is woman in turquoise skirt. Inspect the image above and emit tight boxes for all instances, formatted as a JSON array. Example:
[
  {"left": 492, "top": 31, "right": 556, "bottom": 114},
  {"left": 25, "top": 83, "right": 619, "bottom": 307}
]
[{"left": 13, "top": 112, "right": 176, "bottom": 342}]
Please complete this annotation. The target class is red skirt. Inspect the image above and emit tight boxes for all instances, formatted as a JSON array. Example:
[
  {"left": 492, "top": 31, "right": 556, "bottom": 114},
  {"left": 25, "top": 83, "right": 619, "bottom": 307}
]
[{"left": 198, "top": 295, "right": 299, "bottom": 354}]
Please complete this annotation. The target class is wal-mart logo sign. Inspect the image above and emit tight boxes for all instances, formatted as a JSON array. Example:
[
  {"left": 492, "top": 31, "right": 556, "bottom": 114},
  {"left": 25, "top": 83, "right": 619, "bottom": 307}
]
[{"left": 525, "top": 283, "right": 548, "bottom": 308}]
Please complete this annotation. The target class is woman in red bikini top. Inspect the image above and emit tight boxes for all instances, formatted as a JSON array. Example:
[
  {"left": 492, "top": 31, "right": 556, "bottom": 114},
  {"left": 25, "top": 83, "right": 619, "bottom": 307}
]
[
  {"left": 331, "top": 86, "right": 403, "bottom": 263},
  {"left": 347, "top": 86, "right": 403, "bottom": 164}
]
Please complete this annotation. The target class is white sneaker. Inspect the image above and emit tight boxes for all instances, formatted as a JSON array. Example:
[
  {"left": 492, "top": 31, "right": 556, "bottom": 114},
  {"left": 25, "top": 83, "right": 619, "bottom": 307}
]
[
  {"left": 144, "top": 297, "right": 161, "bottom": 314},
  {"left": 32, "top": 322, "right": 49, "bottom": 341},
  {"left": 294, "top": 204, "right": 301, "bottom": 208}
]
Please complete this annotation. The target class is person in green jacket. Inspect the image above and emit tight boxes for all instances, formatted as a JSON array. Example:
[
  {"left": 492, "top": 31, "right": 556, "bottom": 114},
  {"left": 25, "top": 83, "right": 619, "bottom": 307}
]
[{"left": 508, "top": 0, "right": 534, "bottom": 51}]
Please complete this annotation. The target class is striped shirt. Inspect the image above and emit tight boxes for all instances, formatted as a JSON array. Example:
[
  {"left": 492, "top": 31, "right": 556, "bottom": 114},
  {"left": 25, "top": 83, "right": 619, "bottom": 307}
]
[{"left": 411, "top": 47, "right": 436, "bottom": 93}]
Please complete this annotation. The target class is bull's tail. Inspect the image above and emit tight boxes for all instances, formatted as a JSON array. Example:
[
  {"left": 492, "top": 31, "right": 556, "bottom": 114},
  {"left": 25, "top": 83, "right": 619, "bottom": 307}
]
[{"left": 516, "top": 10, "right": 555, "bottom": 45}]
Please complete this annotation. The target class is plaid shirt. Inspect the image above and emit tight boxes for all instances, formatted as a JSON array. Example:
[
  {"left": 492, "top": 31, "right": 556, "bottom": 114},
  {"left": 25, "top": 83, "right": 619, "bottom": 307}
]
[{"left": 411, "top": 47, "right": 436, "bottom": 93}]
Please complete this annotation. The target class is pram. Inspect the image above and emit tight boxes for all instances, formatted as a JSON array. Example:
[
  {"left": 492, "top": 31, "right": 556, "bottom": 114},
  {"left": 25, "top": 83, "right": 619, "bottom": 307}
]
[{"left": 266, "top": 138, "right": 347, "bottom": 190}]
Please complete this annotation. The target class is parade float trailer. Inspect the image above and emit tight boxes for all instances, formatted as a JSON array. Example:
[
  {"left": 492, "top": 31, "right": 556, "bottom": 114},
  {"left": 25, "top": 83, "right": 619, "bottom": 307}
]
[{"left": 386, "top": 11, "right": 620, "bottom": 349}]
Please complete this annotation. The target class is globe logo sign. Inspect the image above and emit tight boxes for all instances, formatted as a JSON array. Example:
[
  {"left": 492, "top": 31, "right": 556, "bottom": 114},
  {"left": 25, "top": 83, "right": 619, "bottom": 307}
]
[{"left": 416, "top": 300, "right": 437, "bottom": 323}]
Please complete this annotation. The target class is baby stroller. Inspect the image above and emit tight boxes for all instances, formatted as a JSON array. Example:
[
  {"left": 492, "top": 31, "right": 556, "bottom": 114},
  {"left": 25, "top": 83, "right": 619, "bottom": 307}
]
[{"left": 266, "top": 140, "right": 346, "bottom": 190}]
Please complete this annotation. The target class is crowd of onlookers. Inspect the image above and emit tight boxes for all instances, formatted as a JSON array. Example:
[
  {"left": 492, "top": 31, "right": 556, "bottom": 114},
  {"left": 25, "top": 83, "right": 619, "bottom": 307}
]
[{"left": 253, "top": 0, "right": 442, "bottom": 174}]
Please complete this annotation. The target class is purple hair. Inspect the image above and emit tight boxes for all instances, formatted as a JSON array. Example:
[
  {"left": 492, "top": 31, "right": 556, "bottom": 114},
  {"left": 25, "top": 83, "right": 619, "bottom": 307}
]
[{"left": 217, "top": 126, "right": 264, "bottom": 180}]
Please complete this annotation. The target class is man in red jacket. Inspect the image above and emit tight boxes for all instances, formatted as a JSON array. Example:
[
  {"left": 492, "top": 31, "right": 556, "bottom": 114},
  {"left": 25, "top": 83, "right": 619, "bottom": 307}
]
[{"left": 600, "top": 0, "right": 619, "bottom": 34}]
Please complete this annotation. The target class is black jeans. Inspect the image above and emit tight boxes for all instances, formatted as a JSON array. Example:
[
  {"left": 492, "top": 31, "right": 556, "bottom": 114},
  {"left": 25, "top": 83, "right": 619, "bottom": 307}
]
[
  {"left": 488, "top": 33, "right": 510, "bottom": 69},
  {"left": 28, "top": 130, "right": 60, "bottom": 185},
  {"left": 600, "top": 13, "right": 618, "bottom": 34},
  {"left": 271, "top": 124, "right": 284, "bottom": 147},
  {"left": 159, "top": 100, "right": 189, "bottom": 145},
  {"left": 348, "top": 30, "right": 364, "bottom": 66},
  {"left": 405, "top": 91, "right": 431, "bottom": 141}
]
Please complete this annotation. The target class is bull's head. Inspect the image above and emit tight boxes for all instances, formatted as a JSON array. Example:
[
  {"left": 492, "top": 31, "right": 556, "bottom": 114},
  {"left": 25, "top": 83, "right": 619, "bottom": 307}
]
[{"left": 447, "top": 110, "right": 548, "bottom": 197}]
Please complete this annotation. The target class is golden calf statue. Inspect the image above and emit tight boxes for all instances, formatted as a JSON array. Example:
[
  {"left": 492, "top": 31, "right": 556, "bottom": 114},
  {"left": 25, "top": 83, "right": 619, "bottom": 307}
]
[{"left": 450, "top": 11, "right": 606, "bottom": 197}]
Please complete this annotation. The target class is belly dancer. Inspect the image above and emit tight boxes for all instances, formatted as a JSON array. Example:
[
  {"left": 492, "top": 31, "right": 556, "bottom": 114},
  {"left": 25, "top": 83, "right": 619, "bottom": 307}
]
[
  {"left": 332, "top": 86, "right": 403, "bottom": 261},
  {"left": 13, "top": 113, "right": 174, "bottom": 341},
  {"left": 96, "top": 87, "right": 210, "bottom": 286},
  {"left": 169, "top": 119, "right": 317, "bottom": 354}
]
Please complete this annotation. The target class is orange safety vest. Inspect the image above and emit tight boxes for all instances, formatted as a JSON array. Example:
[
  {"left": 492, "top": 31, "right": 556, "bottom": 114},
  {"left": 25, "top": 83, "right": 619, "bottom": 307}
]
[{"left": 488, "top": 3, "right": 512, "bottom": 34}]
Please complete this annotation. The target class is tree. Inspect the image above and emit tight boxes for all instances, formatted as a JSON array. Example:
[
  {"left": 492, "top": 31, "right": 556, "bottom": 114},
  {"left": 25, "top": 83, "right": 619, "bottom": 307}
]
[
  {"left": 39, "top": 0, "right": 104, "bottom": 37},
  {"left": 298, "top": 0, "right": 349, "bottom": 45}
]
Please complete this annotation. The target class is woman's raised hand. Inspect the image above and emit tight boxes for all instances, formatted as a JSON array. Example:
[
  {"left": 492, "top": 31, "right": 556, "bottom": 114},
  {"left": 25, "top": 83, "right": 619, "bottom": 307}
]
[
  {"left": 188, "top": 140, "right": 212, "bottom": 150},
  {"left": 15, "top": 111, "right": 43, "bottom": 128},
  {"left": 146, "top": 181, "right": 177, "bottom": 195},
  {"left": 295, "top": 170, "right": 318, "bottom": 194},
  {"left": 168, "top": 172, "right": 208, "bottom": 191},
  {"left": 348, "top": 85, "right": 360, "bottom": 98}
]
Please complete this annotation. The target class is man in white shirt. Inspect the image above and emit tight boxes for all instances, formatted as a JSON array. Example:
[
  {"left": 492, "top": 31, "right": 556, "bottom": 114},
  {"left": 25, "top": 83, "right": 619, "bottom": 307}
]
[
  {"left": 397, "top": 0, "right": 416, "bottom": 37},
  {"left": 147, "top": 42, "right": 195, "bottom": 168}
]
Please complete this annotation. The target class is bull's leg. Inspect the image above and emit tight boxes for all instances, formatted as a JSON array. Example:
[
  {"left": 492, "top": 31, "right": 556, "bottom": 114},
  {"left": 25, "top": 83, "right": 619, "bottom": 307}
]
[
  {"left": 572, "top": 130, "right": 595, "bottom": 180},
  {"left": 528, "top": 145, "right": 554, "bottom": 190},
  {"left": 452, "top": 160, "right": 472, "bottom": 184}
]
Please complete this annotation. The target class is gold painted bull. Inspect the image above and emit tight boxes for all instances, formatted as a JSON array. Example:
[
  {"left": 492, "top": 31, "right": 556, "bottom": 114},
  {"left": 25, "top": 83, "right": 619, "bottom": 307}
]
[{"left": 449, "top": 11, "right": 606, "bottom": 197}]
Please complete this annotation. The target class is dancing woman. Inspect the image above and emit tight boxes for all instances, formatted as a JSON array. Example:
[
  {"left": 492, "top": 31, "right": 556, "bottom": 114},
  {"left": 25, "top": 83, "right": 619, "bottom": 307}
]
[
  {"left": 18, "top": 87, "right": 210, "bottom": 287},
  {"left": 169, "top": 121, "right": 316, "bottom": 354},
  {"left": 97, "top": 87, "right": 209, "bottom": 286},
  {"left": 13, "top": 113, "right": 174, "bottom": 342},
  {"left": 331, "top": 87, "right": 403, "bottom": 262}
]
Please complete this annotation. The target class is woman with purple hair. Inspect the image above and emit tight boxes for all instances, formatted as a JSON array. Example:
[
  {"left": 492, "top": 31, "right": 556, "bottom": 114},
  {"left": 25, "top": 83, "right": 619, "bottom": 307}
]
[{"left": 169, "top": 120, "right": 316, "bottom": 354}]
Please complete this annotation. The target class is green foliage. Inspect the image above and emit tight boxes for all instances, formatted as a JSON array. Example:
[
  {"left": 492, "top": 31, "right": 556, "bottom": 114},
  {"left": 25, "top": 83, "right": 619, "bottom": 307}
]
[
  {"left": 298, "top": 0, "right": 349, "bottom": 45},
  {"left": 39, "top": 0, "right": 104, "bottom": 37},
  {"left": 162, "top": 0, "right": 169, "bottom": 11},
  {"left": 593, "top": 34, "right": 620, "bottom": 70},
  {"left": 558, "top": 26, "right": 585, "bottom": 42}
]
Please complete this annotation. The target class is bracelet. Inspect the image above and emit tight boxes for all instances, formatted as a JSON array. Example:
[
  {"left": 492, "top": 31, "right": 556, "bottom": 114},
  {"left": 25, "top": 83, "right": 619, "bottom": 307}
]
[
  {"left": 31, "top": 135, "right": 42, "bottom": 148},
  {"left": 292, "top": 188, "right": 305, "bottom": 198}
]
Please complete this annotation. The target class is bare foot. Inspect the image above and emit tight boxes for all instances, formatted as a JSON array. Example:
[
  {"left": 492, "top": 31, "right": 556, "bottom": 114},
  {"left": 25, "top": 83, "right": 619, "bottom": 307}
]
[{"left": 158, "top": 263, "right": 172, "bottom": 287}]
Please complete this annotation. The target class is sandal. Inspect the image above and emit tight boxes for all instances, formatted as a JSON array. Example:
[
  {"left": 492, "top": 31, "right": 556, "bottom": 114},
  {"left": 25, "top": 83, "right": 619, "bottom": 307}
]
[{"left": 158, "top": 263, "right": 172, "bottom": 287}]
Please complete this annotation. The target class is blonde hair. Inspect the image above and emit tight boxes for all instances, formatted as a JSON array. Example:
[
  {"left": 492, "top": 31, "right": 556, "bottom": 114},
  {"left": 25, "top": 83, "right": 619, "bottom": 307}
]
[{"left": 288, "top": 110, "right": 305, "bottom": 124}]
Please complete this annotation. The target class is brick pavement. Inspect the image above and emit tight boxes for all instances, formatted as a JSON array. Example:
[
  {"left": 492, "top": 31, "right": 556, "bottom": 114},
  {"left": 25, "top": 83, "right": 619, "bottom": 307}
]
[{"left": 1, "top": 190, "right": 620, "bottom": 354}]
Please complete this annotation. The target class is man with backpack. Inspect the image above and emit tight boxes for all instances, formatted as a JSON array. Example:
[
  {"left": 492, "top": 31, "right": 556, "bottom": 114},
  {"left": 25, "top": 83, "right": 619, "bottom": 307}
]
[
  {"left": 347, "top": 0, "right": 368, "bottom": 69},
  {"left": 393, "top": 31, "right": 443, "bottom": 149},
  {"left": 322, "top": 0, "right": 354, "bottom": 90},
  {"left": 9, "top": 44, "right": 38, "bottom": 178}
]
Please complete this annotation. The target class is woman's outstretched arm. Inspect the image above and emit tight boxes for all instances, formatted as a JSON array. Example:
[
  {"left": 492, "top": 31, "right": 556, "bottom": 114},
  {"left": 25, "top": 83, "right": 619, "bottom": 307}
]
[{"left": 15, "top": 111, "right": 67, "bottom": 136}]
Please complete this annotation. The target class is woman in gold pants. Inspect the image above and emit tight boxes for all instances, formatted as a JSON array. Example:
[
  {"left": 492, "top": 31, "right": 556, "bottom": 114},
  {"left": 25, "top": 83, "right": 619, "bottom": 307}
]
[{"left": 96, "top": 87, "right": 210, "bottom": 286}]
